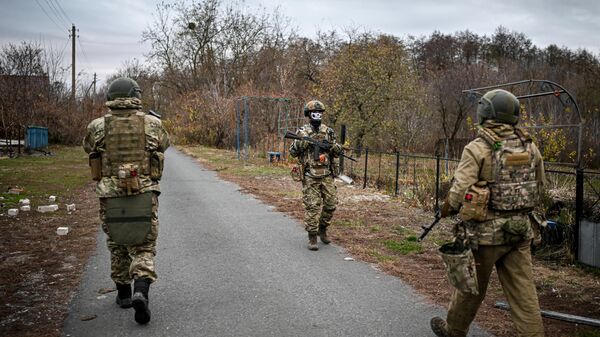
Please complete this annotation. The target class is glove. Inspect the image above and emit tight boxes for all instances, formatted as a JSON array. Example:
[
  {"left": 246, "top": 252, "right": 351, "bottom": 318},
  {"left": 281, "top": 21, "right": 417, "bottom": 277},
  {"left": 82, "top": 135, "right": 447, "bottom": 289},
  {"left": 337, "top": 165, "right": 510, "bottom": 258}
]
[
  {"left": 319, "top": 139, "right": 332, "bottom": 151},
  {"left": 440, "top": 199, "right": 459, "bottom": 218}
]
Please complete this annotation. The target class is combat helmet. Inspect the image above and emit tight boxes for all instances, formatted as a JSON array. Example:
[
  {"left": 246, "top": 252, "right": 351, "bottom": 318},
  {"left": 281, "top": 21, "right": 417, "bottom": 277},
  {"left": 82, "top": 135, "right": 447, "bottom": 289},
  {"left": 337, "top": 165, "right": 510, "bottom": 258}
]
[
  {"left": 106, "top": 77, "right": 142, "bottom": 101},
  {"left": 477, "top": 89, "right": 520, "bottom": 125},
  {"left": 303, "top": 100, "right": 326, "bottom": 117}
]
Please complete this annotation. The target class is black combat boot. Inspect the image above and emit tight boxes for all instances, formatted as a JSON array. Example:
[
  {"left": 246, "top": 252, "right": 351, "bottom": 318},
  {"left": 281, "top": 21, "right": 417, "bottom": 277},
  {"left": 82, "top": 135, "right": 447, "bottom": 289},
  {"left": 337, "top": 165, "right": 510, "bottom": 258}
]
[
  {"left": 132, "top": 278, "right": 151, "bottom": 324},
  {"left": 308, "top": 233, "right": 318, "bottom": 251},
  {"left": 115, "top": 283, "right": 132, "bottom": 309},
  {"left": 318, "top": 225, "right": 331, "bottom": 244}
]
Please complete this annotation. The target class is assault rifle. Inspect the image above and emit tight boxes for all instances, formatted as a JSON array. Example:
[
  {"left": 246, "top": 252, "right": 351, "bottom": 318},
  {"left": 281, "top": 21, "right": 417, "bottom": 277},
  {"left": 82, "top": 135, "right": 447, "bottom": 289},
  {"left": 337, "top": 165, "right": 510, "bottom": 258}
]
[
  {"left": 284, "top": 131, "right": 356, "bottom": 162},
  {"left": 148, "top": 110, "right": 161, "bottom": 119},
  {"left": 418, "top": 210, "right": 442, "bottom": 241}
]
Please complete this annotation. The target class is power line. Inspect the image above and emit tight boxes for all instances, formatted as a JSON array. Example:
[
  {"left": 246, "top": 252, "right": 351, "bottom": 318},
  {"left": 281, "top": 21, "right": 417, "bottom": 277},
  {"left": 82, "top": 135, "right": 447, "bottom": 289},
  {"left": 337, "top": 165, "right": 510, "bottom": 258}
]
[
  {"left": 34, "top": 0, "right": 67, "bottom": 33},
  {"left": 52, "top": 0, "right": 73, "bottom": 24},
  {"left": 77, "top": 36, "right": 93, "bottom": 72},
  {"left": 44, "top": 0, "right": 69, "bottom": 27}
]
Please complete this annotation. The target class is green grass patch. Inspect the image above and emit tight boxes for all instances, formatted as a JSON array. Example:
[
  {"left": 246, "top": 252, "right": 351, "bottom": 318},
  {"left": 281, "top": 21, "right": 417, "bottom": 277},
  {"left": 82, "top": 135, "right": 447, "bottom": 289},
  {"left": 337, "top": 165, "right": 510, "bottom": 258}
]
[
  {"left": 0, "top": 146, "right": 89, "bottom": 207},
  {"left": 370, "top": 225, "right": 381, "bottom": 233},
  {"left": 392, "top": 225, "right": 414, "bottom": 236},
  {"left": 181, "top": 145, "right": 289, "bottom": 177},
  {"left": 578, "top": 330, "right": 600, "bottom": 337},
  {"left": 368, "top": 250, "right": 395, "bottom": 262},
  {"left": 384, "top": 238, "right": 423, "bottom": 255}
]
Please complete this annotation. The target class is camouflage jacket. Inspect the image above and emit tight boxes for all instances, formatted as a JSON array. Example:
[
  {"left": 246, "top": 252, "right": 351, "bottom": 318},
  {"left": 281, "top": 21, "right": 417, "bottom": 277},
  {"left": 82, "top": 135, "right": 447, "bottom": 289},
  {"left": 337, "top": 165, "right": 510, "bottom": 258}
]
[
  {"left": 447, "top": 121, "right": 546, "bottom": 245},
  {"left": 83, "top": 98, "right": 170, "bottom": 198},
  {"left": 289, "top": 124, "right": 342, "bottom": 178}
]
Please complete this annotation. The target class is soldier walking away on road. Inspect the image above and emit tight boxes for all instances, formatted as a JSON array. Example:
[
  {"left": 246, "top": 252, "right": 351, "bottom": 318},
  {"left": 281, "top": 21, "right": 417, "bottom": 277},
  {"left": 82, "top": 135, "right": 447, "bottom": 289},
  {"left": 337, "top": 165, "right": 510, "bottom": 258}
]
[
  {"left": 83, "top": 77, "right": 170, "bottom": 325},
  {"left": 289, "top": 100, "right": 343, "bottom": 251},
  {"left": 430, "top": 89, "right": 546, "bottom": 337}
]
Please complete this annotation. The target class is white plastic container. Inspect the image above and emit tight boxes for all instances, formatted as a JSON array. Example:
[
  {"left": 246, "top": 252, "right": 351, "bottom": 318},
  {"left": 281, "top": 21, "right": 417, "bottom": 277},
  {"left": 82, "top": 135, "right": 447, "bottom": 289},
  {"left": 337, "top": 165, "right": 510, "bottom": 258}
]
[
  {"left": 8, "top": 208, "right": 19, "bottom": 216},
  {"left": 20, "top": 205, "right": 31, "bottom": 211},
  {"left": 19, "top": 198, "right": 30, "bottom": 206},
  {"left": 66, "top": 204, "right": 76, "bottom": 212},
  {"left": 56, "top": 227, "right": 69, "bottom": 235},
  {"left": 38, "top": 205, "right": 59, "bottom": 213},
  {"left": 49, "top": 196, "right": 56, "bottom": 203}
]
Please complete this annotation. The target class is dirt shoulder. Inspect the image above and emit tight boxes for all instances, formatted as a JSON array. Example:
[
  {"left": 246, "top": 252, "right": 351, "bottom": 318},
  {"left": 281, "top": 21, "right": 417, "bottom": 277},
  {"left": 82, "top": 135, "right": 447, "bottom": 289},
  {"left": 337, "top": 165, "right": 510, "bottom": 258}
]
[
  {"left": 0, "top": 148, "right": 100, "bottom": 337},
  {"left": 180, "top": 145, "right": 600, "bottom": 337}
]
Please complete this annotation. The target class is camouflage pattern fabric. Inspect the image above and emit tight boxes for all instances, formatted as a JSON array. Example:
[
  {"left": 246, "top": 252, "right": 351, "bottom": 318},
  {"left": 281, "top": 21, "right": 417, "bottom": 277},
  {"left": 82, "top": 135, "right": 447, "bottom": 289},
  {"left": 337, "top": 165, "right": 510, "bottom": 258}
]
[
  {"left": 100, "top": 192, "right": 159, "bottom": 283},
  {"left": 445, "top": 241, "right": 544, "bottom": 337},
  {"left": 83, "top": 98, "right": 169, "bottom": 284},
  {"left": 289, "top": 123, "right": 342, "bottom": 179},
  {"left": 478, "top": 125, "right": 539, "bottom": 211},
  {"left": 83, "top": 98, "right": 170, "bottom": 198},
  {"left": 442, "top": 120, "right": 546, "bottom": 336},
  {"left": 447, "top": 121, "right": 545, "bottom": 245},
  {"left": 302, "top": 175, "right": 337, "bottom": 234},
  {"left": 439, "top": 242, "right": 479, "bottom": 296}
]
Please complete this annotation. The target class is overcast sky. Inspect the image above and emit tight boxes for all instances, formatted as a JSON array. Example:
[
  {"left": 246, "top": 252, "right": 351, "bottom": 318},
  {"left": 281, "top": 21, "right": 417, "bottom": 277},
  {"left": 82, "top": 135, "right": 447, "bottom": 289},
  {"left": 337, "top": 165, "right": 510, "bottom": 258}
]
[{"left": 2, "top": 0, "right": 600, "bottom": 89}]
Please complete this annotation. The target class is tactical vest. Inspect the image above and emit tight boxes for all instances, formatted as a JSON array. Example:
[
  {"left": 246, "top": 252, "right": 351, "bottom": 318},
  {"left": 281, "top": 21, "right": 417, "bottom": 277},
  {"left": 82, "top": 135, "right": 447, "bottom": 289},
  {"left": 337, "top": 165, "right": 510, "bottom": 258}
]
[
  {"left": 479, "top": 128, "right": 538, "bottom": 211},
  {"left": 300, "top": 124, "right": 334, "bottom": 177},
  {"left": 102, "top": 112, "right": 150, "bottom": 177}
]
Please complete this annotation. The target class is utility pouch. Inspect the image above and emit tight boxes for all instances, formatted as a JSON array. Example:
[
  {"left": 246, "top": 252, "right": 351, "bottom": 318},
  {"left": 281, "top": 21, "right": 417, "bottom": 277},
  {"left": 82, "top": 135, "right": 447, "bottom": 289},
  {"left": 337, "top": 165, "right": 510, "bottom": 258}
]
[
  {"left": 104, "top": 192, "right": 153, "bottom": 245},
  {"left": 439, "top": 241, "right": 479, "bottom": 295},
  {"left": 528, "top": 211, "right": 547, "bottom": 247},
  {"left": 331, "top": 161, "right": 340, "bottom": 177},
  {"left": 150, "top": 152, "right": 164, "bottom": 180},
  {"left": 502, "top": 216, "right": 531, "bottom": 244},
  {"left": 117, "top": 163, "right": 142, "bottom": 195},
  {"left": 89, "top": 153, "right": 102, "bottom": 181},
  {"left": 459, "top": 183, "right": 490, "bottom": 221},
  {"left": 291, "top": 165, "right": 303, "bottom": 182}
]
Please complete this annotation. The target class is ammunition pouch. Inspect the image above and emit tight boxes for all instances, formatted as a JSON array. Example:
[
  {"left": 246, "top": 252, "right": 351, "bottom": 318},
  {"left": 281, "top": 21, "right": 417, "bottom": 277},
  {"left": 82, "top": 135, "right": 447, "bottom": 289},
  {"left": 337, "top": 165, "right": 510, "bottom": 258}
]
[
  {"left": 104, "top": 192, "right": 153, "bottom": 245},
  {"left": 459, "top": 183, "right": 489, "bottom": 222},
  {"left": 116, "top": 163, "right": 142, "bottom": 195},
  {"left": 89, "top": 153, "right": 102, "bottom": 181},
  {"left": 150, "top": 151, "right": 164, "bottom": 180},
  {"left": 439, "top": 241, "right": 479, "bottom": 295}
]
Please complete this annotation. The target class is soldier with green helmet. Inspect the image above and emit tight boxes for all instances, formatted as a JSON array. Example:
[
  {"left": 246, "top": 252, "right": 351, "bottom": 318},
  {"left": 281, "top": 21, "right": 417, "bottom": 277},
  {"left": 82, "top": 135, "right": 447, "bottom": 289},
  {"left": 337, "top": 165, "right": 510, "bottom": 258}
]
[
  {"left": 289, "top": 100, "right": 343, "bottom": 250},
  {"left": 430, "top": 89, "right": 546, "bottom": 337},
  {"left": 83, "top": 77, "right": 170, "bottom": 324}
]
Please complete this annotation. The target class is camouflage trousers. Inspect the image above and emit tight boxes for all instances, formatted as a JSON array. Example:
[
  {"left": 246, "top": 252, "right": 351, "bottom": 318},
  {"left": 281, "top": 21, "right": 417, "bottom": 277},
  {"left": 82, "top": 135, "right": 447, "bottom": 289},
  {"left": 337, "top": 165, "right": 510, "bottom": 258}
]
[
  {"left": 99, "top": 192, "right": 159, "bottom": 284},
  {"left": 445, "top": 239, "right": 544, "bottom": 337},
  {"left": 302, "top": 175, "right": 337, "bottom": 234}
]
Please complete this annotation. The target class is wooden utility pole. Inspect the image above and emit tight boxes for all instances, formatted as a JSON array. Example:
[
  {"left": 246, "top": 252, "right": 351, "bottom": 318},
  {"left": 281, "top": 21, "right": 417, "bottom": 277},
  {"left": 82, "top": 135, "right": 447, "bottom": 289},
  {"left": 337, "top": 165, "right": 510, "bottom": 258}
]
[
  {"left": 71, "top": 24, "right": 76, "bottom": 103},
  {"left": 92, "top": 72, "right": 97, "bottom": 102}
]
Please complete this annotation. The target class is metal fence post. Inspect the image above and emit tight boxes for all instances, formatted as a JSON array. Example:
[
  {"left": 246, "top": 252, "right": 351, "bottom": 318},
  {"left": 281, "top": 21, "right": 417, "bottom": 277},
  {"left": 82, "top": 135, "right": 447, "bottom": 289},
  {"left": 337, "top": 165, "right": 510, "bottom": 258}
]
[
  {"left": 340, "top": 124, "right": 346, "bottom": 173},
  {"left": 395, "top": 151, "right": 400, "bottom": 196},
  {"left": 236, "top": 100, "right": 240, "bottom": 160},
  {"left": 243, "top": 97, "right": 249, "bottom": 161},
  {"left": 435, "top": 155, "right": 441, "bottom": 212},
  {"left": 363, "top": 147, "right": 369, "bottom": 189},
  {"left": 575, "top": 168, "right": 583, "bottom": 260}
]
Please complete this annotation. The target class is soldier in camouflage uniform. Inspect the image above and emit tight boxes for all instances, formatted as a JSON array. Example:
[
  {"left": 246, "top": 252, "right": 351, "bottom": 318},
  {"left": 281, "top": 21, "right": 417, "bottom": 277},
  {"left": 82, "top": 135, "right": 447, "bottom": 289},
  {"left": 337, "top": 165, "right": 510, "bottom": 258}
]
[
  {"left": 83, "top": 77, "right": 169, "bottom": 324},
  {"left": 431, "top": 89, "right": 546, "bottom": 337},
  {"left": 290, "top": 100, "right": 342, "bottom": 251}
]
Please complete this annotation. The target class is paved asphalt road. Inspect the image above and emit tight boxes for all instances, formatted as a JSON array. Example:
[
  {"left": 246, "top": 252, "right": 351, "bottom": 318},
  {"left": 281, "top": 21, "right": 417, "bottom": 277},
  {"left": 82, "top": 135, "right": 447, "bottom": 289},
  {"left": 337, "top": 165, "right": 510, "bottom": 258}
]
[{"left": 64, "top": 148, "right": 491, "bottom": 337}]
